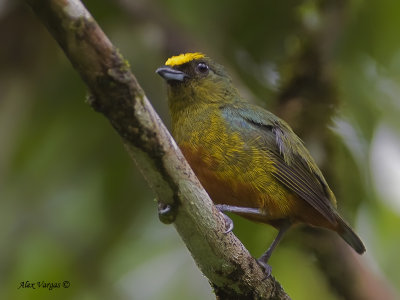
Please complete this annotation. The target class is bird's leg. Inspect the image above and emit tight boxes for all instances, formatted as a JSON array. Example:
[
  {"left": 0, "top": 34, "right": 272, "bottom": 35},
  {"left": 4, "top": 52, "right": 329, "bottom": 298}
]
[
  {"left": 215, "top": 204, "right": 264, "bottom": 233},
  {"left": 257, "top": 222, "right": 291, "bottom": 277}
]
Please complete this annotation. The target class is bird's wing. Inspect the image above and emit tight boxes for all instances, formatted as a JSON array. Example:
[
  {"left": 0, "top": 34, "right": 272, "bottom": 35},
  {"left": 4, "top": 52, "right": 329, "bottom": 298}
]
[{"left": 221, "top": 103, "right": 337, "bottom": 224}]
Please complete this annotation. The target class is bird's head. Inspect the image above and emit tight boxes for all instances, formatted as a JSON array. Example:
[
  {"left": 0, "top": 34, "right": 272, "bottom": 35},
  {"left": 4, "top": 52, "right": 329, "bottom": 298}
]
[{"left": 156, "top": 53, "right": 239, "bottom": 106}]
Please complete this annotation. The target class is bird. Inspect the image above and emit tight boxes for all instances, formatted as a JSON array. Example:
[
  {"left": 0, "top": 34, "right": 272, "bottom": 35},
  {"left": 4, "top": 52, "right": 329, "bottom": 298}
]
[{"left": 156, "top": 52, "right": 365, "bottom": 274}]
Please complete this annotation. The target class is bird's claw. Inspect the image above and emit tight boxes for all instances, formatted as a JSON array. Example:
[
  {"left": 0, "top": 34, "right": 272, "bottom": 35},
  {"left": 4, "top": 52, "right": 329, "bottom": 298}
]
[
  {"left": 222, "top": 213, "right": 234, "bottom": 234},
  {"left": 215, "top": 205, "right": 234, "bottom": 233},
  {"left": 256, "top": 258, "right": 272, "bottom": 279}
]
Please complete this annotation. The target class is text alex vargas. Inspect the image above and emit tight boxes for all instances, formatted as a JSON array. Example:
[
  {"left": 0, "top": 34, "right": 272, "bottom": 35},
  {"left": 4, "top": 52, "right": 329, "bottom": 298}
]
[{"left": 18, "top": 280, "right": 69, "bottom": 290}]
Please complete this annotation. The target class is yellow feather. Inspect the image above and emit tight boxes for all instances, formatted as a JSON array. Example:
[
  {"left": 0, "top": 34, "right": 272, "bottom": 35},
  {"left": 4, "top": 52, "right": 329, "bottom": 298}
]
[{"left": 165, "top": 53, "right": 205, "bottom": 66}]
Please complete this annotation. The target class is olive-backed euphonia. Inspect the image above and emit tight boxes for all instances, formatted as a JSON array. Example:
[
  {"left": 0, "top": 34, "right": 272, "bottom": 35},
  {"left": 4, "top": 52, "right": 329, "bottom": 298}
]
[{"left": 156, "top": 53, "right": 365, "bottom": 274}]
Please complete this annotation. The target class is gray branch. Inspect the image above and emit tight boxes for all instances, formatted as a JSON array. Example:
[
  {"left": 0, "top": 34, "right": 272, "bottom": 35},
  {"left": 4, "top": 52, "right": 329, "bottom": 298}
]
[{"left": 25, "top": 0, "right": 290, "bottom": 298}]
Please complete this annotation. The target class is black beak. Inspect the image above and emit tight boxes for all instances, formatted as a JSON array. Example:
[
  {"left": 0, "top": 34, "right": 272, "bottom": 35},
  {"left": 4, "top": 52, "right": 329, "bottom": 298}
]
[{"left": 156, "top": 66, "right": 189, "bottom": 82}]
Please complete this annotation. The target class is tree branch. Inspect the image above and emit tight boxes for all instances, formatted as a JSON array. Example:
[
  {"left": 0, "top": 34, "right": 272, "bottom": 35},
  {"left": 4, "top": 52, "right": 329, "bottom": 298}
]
[{"left": 25, "top": 0, "right": 290, "bottom": 298}]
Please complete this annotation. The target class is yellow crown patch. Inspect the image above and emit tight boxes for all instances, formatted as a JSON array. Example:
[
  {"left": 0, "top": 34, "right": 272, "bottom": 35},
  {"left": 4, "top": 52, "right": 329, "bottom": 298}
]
[{"left": 165, "top": 52, "right": 205, "bottom": 66}]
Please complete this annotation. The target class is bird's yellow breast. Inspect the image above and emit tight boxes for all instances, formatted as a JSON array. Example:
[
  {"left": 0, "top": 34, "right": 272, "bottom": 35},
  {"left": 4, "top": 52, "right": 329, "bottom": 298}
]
[{"left": 172, "top": 106, "right": 302, "bottom": 224}]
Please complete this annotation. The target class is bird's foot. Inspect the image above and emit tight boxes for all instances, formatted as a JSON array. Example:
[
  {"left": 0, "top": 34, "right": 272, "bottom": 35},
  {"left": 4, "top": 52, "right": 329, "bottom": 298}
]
[
  {"left": 215, "top": 204, "right": 263, "bottom": 234},
  {"left": 256, "top": 258, "right": 272, "bottom": 279},
  {"left": 221, "top": 212, "right": 234, "bottom": 234},
  {"left": 215, "top": 205, "right": 234, "bottom": 233}
]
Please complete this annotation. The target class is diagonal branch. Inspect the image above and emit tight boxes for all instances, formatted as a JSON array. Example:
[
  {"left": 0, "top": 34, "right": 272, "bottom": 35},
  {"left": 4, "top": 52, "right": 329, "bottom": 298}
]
[{"left": 25, "top": 0, "right": 290, "bottom": 298}]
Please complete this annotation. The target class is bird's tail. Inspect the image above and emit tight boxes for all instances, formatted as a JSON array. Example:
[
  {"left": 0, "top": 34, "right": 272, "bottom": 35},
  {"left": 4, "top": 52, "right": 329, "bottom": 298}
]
[{"left": 336, "top": 215, "right": 366, "bottom": 254}]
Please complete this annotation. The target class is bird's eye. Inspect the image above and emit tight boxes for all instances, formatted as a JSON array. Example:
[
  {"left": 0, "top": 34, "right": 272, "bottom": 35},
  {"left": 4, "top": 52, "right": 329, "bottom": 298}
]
[{"left": 196, "top": 63, "right": 209, "bottom": 74}]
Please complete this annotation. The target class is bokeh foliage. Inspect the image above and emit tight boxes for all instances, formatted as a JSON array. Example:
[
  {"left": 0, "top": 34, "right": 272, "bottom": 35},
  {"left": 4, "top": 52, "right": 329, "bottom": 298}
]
[{"left": 1, "top": 0, "right": 399, "bottom": 299}]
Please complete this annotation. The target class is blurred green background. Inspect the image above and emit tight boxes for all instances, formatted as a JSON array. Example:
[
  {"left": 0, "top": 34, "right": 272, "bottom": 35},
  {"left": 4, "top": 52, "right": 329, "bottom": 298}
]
[{"left": 1, "top": 0, "right": 400, "bottom": 299}]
